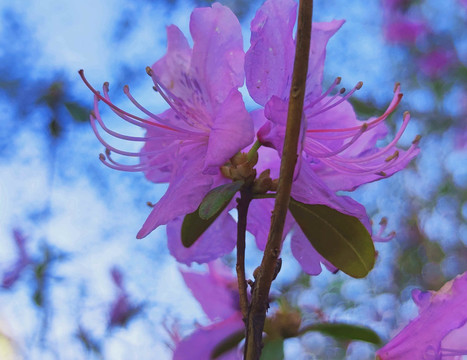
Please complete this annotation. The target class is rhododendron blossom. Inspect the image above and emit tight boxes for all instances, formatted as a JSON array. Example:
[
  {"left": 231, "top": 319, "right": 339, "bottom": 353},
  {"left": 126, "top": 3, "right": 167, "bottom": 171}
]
[
  {"left": 376, "top": 271, "right": 467, "bottom": 359},
  {"left": 173, "top": 262, "right": 243, "bottom": 360},
  {"left": 244, "top": 0, "right": 419, "bottom": 275},
  {"left": 80, "top": 3, "right": 253, "bottom": 250}
]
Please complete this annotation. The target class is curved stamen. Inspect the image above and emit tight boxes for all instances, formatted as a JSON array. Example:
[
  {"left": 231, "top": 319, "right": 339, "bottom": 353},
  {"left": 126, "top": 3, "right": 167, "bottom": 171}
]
[
  {"left": 306, "top": 83, "right": 402, "bottom": 135},
  {"left": 122, "top": 85, "right": 203, "bottom": 136},
  {"left": 308, "top": 81, "right": 363, "bottom": 118},
  {"left": 305, "top": 123, "right": 368, "bottom": 158},
  {"left": 79, "top": 70, "right": 176, "bottom": 132},
  {"left": 304, "top": 77, "right": 342, "bottom": 110},
  {"left": 308, "top": 112, "right": 412, "bottom": 164}
]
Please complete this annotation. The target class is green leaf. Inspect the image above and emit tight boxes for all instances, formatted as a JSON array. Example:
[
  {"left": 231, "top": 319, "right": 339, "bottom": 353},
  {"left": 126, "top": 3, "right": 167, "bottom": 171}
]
[
  {"left": 299, "top": 323, "right": 382, "bottom": 345},
  {"left": 260, "top": 338, "right": 284, "bottom": 360},
  {"left": 65, "top": 102, "right": 90, "bottom": 122},
  {"left": 199, "top": 181, "right": 244, "bottom": 220},
  {"left": 288, "top": 199, "right": 375, "bottom": 278},
  {"left": 211, "top": 330, "right": 244, "bottom": 359}
]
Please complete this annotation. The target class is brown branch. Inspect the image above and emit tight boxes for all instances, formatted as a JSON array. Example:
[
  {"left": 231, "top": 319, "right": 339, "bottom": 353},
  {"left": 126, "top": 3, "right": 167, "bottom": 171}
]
[
  {"left": 236, "top": 190, "right": 251, "bottom": 321},
  {"left": 244, "top": 0, "right": 314, "bottom": 359}
]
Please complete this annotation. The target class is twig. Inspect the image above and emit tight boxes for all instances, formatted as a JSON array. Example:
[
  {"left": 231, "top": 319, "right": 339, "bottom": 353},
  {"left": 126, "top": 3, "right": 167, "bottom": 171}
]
[
  {"left": 244, "top": 0, "right": 313, "bottom": 358},
  {"left": 236, "top": 190, "right": 252, "bottom": 321}
]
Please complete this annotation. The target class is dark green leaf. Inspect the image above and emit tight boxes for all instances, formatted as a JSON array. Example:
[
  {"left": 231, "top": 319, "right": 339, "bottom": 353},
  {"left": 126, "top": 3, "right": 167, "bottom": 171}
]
[
  {"left": 259, "top": 338, "right": 284, "bottom": 360},
  {"left": 211, "top": 330, "right": 244, "bottom": 359},
  {"left": 65, "top": 102, "right": 90, "bottom": 122},
  {"left": 299, "top": 323, "right": 381, "bottom": 345},
  {"left": 288, "top": 199, "right": 375, "bottom": 278},
  {"left": 199, "top": 181, "right": 244, "bottom": 220}
]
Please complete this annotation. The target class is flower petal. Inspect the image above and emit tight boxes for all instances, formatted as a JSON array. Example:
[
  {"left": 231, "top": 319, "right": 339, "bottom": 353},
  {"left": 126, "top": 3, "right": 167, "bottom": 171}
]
[
  {"left": 245, "top": 0, "right": 297, "bottom": 105},
  {"left": 190, "top": 3, "right": 245, "bottom": 104},
  {"left": 137, "top": 145, "right": 214, "bottom": 238},
  {"left": 173, "top": 314, "right": 244, "bottom": 360},
  {"left": 376, "top": 271, "right": 467, "bottom": 359},
  {"left": 305, "top": 20, "right": 345, "bottom": 100},
  {"left": 290, "top": 225, "right": 337, "bottom": 276},
  {"left": 204, "top": 89, "right": 254, "bottom": 173},
  {"left": 167, "top": 211, "right": 237, "bottom": 265},
  {"left": 181, "top": 261, "right": 238, "bottom": 321}
]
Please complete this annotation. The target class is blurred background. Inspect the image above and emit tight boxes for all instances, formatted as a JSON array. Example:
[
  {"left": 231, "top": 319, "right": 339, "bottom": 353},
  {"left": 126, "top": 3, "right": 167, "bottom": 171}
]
[{"left": 0, "top": 0, "right": 466, "bottom": 359}]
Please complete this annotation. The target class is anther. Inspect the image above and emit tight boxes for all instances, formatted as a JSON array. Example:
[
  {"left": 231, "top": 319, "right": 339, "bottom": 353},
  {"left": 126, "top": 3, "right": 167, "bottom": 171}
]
[
  {"left": 152, "top": 86, "right": 158, "bottom": 93},
  {"left": 146, "top": 201, "right": 155, "bottom": 208},
  {"left": 379, "top": 217, "right": 388, "bottom": 226},
  {"left": 146, "top": 66, "right": 153, "bottom": 76},
  {"left": 339, "top": 87, "right": 346, "bottom": 94},
  {"left": 99, "top": 153, "right": 106, "bottom": 161},
  {"left": 356, "top": 81, "right": 363, "bottom": 90},
  {"left": 412, "top": 134, "right": 422, "bottom": 145},
  {"left": 361, "top": 123, "right": 369, "bottom": 131},
  {"left": 105, "top": 148, "right": 111, "bottom": 156},
  {"left": 385, "top": 150, "right": 399, "bottom": 162},
  {"left": 394, "top": 82, "right": 401, "bottom": 93},
  {"left": 336, "top": 77, "right": 342, "bottom": 85},
  {"left": 103, "top": 82, "right": 109, "bottom": 91},
  {"left": 123, "top": 85, "right": 130, "bottom": 93},
  {"left": 377, "top": 171, "right": 387, "bottom": 176}
]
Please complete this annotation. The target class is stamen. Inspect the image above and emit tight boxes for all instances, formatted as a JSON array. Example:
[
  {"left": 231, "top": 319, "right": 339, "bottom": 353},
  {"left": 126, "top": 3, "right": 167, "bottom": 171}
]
[
  {"left": 79, "top": 70, "right": 175, "bottom": 132},
  {"left": 307, "top": 81, "right": 364, "bottom": 118},
  {"left": 307, "top": 83, "right": 402, "bottom": 135},
  {"left": 305, "top": 77, "right": 342, "bottom": 109}
]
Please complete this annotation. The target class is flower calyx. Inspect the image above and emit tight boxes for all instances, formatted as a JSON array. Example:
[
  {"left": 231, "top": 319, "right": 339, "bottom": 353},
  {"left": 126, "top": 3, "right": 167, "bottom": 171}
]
[{"left": 221, "top": 152, "right": 258, "bottom": 185}]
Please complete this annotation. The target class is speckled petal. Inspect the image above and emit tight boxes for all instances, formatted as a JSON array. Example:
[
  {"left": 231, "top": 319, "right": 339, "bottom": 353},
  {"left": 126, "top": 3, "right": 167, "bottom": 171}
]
[
  {"left": 190, "top": 3, "right": 245, "bottom": 104},
  {"left": 245, "top": 0, "right": 297, "bottom": 105},
  {"left": 204, "top": 89, "right": 254, "bottom": 173}
]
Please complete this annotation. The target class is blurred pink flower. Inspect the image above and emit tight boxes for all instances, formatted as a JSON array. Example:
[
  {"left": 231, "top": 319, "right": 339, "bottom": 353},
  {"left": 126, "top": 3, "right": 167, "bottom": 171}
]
[
  {"left": 108, "top": 267, "right": 142, "bottom": 328},
  {"left": 173, "top": 262, "right": 243, "bottom": 360},
  {"left": 81, "top": 3, "right": 253, "bottom": 244},
  {"left": 1, "top": 229, "right": 32, "bottom": 289},
  {"left": 418, "top": 48, "right": 457, "bottom": 78},
  {"left": 381, "top": 0, "right": 429, "bottom": 44},
  {"left": 376, "top": 271, "right": 467, "bottom": 359}
]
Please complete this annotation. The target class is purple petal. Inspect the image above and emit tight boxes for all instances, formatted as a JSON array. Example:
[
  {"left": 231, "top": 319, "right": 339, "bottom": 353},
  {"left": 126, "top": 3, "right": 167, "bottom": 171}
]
[
  {"left": 204, "top": 89, "right": 254, "bottom": 173},
  {"left": 167, "top": 211, "right": 237, "bottom": 265},
  {"left": 377, "top": 272, "right": 467, "bottom": 359},
  {"left": 151, "top": 25, "right": 192, "bottom": 101},
  {"left": 173, "top": 314, "right": 244, "bottom": 360},
  {"left": 291, "top": 161, "right": 372, "bottom": 232},
  {"left": 245, "top": 0, "right": 297, "bottom": 105},
  {"left": 190, "top": 3, "right": 244, "bottom": 104},
  {"left": 181, "top": 261, "right": 238, "bottom": 321},
  {"left": 137, "top": 145, "right": 214, "bottom": 238},
  {"left": 247, "top": 196, "right": 295, "bottom": 251},
  {"left": 290, "top": 225, "right": 337, "bottom": 276},
  {"left": 305, "top": 20, "right": 345, "bottom": 100}
]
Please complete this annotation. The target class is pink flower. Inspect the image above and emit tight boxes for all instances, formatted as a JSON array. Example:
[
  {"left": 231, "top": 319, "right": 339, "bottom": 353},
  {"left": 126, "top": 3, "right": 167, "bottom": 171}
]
[
  {"left": 244, "top": 0, "right": 418, "bottom": 275},
  {"left": 417, "top": 48, "right": 457, "bottom": 78},
  {"left": 381, "top": 0, "right": 429, "bottom": 45},
  {"left": 80, "top": 3, "right": 253, "bottom": 247},
  {"left": 108, "top": 267, "right": 141, "bottom": 328},
  {"left": 173, "top": 262, "right": 243, "bottom": 360},
  {"left": 376, "top": 271, "right": 467, "bottom": 359},
  {"left": 1, "top": 229, "right": 32, "bottom": 289}
]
